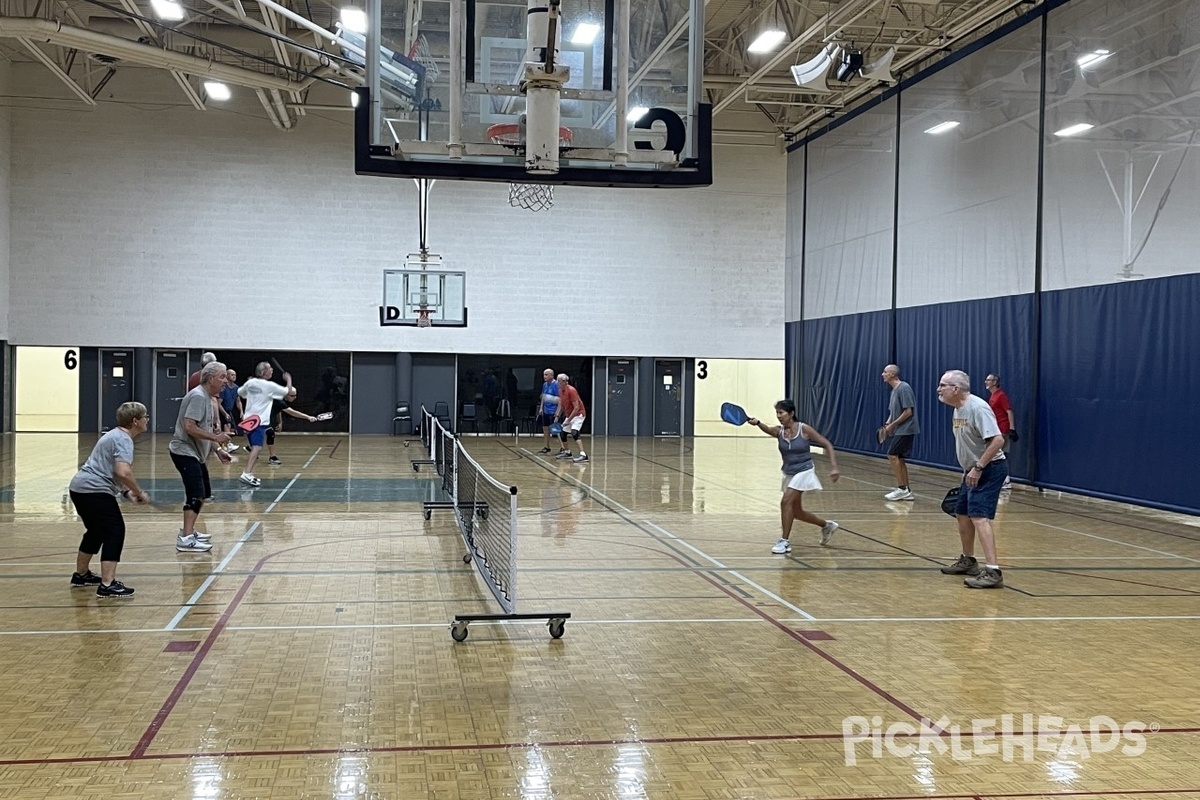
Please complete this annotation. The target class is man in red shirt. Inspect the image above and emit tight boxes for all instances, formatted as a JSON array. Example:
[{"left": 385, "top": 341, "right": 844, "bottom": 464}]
[
  {"left": 553, "top": 373, "right": 589, "bottom": 463},
  {"left": 984, "top": 374, "right": 1014, "bottom": 489}
]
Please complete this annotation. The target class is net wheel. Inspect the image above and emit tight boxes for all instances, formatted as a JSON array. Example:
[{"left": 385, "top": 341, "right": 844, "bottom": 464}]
[
  {"left": 462, "top": 553, "right": 472, "bottom": 564},
  {"left": 423, "top": 510, "right": 432, "bottom": 520},
  {"left": 548, "top": 618, "right": 566, "bottom": 639},
  {"left": 403, "top": 441, "right": 410, "bottom": 448},
  {"left": 451, "top": 622, "right": 469, "bottom": 642},
  {"left": 412, "top": 463, "right": 420, "bottom": 472}
]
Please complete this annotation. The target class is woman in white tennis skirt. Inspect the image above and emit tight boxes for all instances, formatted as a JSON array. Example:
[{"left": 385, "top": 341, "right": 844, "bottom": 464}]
[{"left": 747, "top": 399, "right": 841, "bottom": 555}]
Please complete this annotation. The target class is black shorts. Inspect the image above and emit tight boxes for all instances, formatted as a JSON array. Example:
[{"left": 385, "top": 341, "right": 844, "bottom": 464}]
[
  {"left": 537, "top": 413, "right": 557, "bottom": 429},
  {"left": 887, "top": 434, "right": 915, "bottom": 458}
]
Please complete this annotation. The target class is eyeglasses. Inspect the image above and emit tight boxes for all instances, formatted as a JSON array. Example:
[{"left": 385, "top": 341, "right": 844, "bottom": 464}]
[{"left": 937, "top": 383, "right": 958, "bottom": 389}]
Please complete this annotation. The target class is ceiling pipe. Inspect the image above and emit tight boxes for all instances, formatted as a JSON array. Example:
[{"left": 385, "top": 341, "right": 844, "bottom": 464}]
[
  {"left": 269, "top": 88, "right": 293, "bottom": 129},
  {"left": 0, "top": 16, "right": 310, "bottom": 92},
  {"left": 257, "top": 87, "right": 285, "bottom": 127}
]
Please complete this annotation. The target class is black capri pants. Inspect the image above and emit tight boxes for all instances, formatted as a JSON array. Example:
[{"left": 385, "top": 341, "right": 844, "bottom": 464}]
[
  {"left": 69, "top": 491, "right": 126, "bottom": 562},
  {"left": 170, "top": 452, "right": 211, "bottom": 501}
]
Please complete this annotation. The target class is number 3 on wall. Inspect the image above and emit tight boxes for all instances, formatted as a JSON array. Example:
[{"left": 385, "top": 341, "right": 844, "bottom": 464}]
[
  {"left": 697, "top": 360, "right": 708, "bottom": 380},
  {"left": 64, "top": 349, "right": 78, "bottom": 370}
]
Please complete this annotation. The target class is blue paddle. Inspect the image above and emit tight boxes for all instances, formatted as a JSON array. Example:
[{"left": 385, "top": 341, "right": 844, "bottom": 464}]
[{"left": 720, "top": 402, "right": 749, "bottom": 426}]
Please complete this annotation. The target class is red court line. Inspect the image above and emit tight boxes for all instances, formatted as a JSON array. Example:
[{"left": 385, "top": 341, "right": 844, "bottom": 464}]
[{"left": 2, "top": 726, "right": 1197, "bottom": 767}]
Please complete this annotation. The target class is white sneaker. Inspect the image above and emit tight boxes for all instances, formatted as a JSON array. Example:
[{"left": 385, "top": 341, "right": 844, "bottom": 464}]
[
  {"left": 239, "top": 473, "right": 261, "bottom": 487},
  {"left": 771, "top": 538, "right": 792, "bottom": 554},
  {"left": 1001, "top": 479, "right": 1012, "bottom": 490},
  {"left": 179, "top": 527, "right": 212, "bottom": 542},
  {"left": 884, "top": 488, "right": 914, "bottom": 501},
  {"left": 820, "top": 520, "right": 839, "bottom": 545},
  {"left": 176, "top": 535, "right": 213, "bottom": 553}
]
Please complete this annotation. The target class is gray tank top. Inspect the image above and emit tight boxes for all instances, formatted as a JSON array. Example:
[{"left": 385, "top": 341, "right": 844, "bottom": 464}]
[{"left": 779, "top": 425, "right": 814, "bottom": 475}]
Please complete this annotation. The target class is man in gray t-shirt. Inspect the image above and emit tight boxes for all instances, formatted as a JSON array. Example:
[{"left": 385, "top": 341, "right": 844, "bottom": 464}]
[
  {"left": 169, "top": 361, "right": 232, "bottom": 553},
  {"left": 880, "top": 364, "right": 920, "bottom": 501},
  {"left": 936, "top": 369, "right": 1008, "bottom": 590}
]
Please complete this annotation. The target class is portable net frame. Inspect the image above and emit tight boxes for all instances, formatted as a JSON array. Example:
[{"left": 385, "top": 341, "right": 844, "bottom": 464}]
[
  {"left": 414, "top": 410, "right": 571, "bottom": 641},
  {"left": 486, "top": 123, "right": 574, "bottom": 212}
]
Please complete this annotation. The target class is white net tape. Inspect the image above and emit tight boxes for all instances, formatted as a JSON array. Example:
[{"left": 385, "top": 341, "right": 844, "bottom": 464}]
[{"left": 508, "top": 182, "right": 554, "bottom": 212}]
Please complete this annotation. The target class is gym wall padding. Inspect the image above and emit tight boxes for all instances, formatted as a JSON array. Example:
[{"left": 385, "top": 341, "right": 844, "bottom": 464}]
[
  {"left": 894, "top": 295, "right": 1035, "bottom": 480},
  {"left": 785, "top": 0, "right": 1200, "bottom": 515},
  {"left": 1037, "top": 274, "right": 1200, "bottom": 512},
  {"left": 798, "top": 310, "right": 890, "bottom": 454}
]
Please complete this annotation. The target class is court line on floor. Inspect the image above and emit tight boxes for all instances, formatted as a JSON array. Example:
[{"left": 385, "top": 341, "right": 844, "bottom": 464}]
[
  {"left": 6, "top": 611, "right": 1200, "bottom": 637},
  {"left": 531, "top": 452, "right": 817, "bottom": 620},
  {"left": 1031, "top": 520, "right": 1200, "bottom": 563},
  {"left": 6, "top": 730, "right": 1200, "bottom": 769},
  {"left": 162, "top": 449, "right": 318, "bottom": 632}
]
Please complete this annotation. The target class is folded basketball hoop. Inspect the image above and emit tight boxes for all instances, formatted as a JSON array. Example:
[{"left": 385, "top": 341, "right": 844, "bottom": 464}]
[{"left": 486, "top": 123, "right": 573, "bottom": 212}]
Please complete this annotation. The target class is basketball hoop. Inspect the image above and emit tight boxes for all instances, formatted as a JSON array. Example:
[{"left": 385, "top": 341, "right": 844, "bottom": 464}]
[
  {"left": 416, "top": 308, "right": 433, "bottom": 328},
  {"left": 486, "top": 123, "right": 573, "bottom": 212}
]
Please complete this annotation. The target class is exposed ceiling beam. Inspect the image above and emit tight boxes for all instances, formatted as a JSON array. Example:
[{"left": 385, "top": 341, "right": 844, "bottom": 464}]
[{"left": 16, "top": 36, "right": 96, "bottom": 105}]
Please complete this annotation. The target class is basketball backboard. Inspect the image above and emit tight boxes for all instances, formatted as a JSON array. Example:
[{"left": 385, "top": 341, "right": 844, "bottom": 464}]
[
  {"left": 379, "top": 256, "right": 468, "bottom": 327},
  {"left": 353, "top": 0, "right": 711, "bottom": 188}
]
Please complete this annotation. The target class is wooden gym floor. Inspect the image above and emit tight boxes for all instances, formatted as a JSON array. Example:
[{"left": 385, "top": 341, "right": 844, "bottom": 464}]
[{"left": 0, "top": 431, "right": 1197, "bottom": 799}]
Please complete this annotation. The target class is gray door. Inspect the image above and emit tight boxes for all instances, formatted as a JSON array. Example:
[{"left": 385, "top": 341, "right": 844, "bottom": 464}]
[
  {"left": 606, "top": 358, "right": 637, "bottom": 436},
  {"left": 99, "top": 350, "right": 134, "bottom": 431},
  {"left": 154, "top": 350, "right": 188, "bottom": 433},
  {"left": 653, "top": 359, "right": 683, "bottom": 436}
]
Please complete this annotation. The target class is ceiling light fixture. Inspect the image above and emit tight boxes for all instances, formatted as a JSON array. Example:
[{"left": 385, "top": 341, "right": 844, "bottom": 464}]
[
  {"left": 1054, "top": 122, "right": 1094, "bottom": 137},
  {"left": 571, "top": 23, "right": 601, "bottom": 45},
  {"left": 924, "top": 121, "right": 960, "bottom": 135},
  {"left": 1076, "top": 49, "right": 1111, "bottom": 68},
  {"left": 340, "top": 7, "right": 368, "bottom": 34},
  {"left": 203, "top": 81, "right": 231, "bottom": 101},
  {"left": 150, "top": 0, "right": 185, "bottom": 21},
  {"left": 748, "top": 30, "right": 786, "bottom": 54}
]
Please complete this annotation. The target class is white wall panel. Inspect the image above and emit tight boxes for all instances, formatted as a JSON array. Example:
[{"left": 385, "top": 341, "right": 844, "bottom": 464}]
[
  {"left": 8, "top": 68, "right": 786, "bottom": 358},
  {"left": 802, "top": 99, "right": 897, "bottom": 319}
]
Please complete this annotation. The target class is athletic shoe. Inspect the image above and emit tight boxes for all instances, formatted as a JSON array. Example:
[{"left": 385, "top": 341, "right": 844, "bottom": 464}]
[
  {"left": 555, "top": 451, "right": 572, "bottom": 460},
  {"left": 572, "top": 454, "right": 589, "bottom": 463},
  {"left": 819, "top": 520, "right": 839, "bottom": 545},
  {"left": 176, "top": 535, "right": 213, "bottom": 553},
  {"left": 179, "top": 528, "right": 212, "bottom": 543},
  {"left": 940, "top": 554, "right": 981, "bottom": 576},
  {"left": 224, "top": 442, "right": 239, "bottom": 453},
  {"left": 964, "top": 567, "right": 1004, "bottom": 589},
  {"left": 1001, "top": 478, "right": 1012, "bottom": 491},
  {"left": 884, "top": 488, "right": 914, "bottom": 501},
  {"left": 239, "top": 473, "right": 261, "bottom": 487},
  {"left": 538, "top": 447, "right": 552, "bottom": 454},
  {"left": 268, "top": 456, "right": 282, "bottom": 466},
  {"left": 70, "top": 570, "right": 103, "bottom": 587},
  {"left": 96, "top": 580, "right": 135, "bottom": 598},
  {"left": 771, "top": 538, "right": 792, "bottom": 554}
]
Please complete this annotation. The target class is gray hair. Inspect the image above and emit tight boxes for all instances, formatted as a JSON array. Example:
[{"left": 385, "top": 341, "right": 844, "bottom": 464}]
[
  {"left": 200, "top": 361, "right": 227, "bottom": 384},
  {"left": 556, "top": 373, "right": 569, "bottom": 382},
  {"left": 115, "top": 401, "right": 147, "bottom": 428},
  {"left": 200, "top": 351, "right": 217, "bottom": 365},
  {"left": 944, "top": 370, "right": 970, "bottom": 391},
  {"left": 255, "top": 361, "right": 271, "bottom": 378}
]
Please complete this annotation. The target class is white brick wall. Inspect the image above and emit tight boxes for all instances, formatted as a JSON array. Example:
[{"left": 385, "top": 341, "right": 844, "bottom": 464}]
[
  {"left": 0, "top": 63, "right": 11, "bottom": 341},
  {"left": 9, "top": 68, "right": 785, "bottom": 358}
]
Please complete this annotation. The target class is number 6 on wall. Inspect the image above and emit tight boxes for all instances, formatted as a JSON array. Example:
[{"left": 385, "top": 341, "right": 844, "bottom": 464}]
[{"left": 64, "top": 349, "right": 78, "bottom": 370}]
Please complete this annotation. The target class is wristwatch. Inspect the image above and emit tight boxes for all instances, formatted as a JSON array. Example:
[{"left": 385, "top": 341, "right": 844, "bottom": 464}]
[{"left": 972, "top": 463, "right": 984, "bottom": 471}]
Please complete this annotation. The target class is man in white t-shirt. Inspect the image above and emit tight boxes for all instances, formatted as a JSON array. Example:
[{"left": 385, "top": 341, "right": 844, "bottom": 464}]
[{"left": 236, "top": 362, "right": 292, "bottom": 487}]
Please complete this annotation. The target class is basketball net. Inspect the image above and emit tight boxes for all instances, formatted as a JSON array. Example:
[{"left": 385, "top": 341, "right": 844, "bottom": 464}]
[
  {"left": 486, "top": 123, "right": 572, "bottom": 213},
  {"left": 509, "top": 183, "right": 555, "bottom": 212},
  {"left": 416, "top": 308, "right": 433, "bottom": 328}
]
